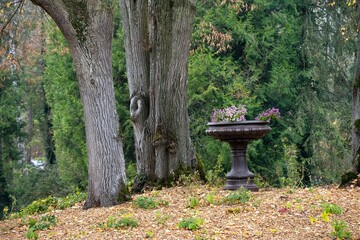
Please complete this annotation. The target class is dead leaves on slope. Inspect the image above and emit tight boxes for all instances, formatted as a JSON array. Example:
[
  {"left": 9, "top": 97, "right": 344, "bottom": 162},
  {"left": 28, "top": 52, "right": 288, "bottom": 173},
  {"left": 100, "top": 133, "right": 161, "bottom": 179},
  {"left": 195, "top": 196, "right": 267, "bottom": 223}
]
[{"left": 0, "top": 185, "right": 359, "bottom": 240}]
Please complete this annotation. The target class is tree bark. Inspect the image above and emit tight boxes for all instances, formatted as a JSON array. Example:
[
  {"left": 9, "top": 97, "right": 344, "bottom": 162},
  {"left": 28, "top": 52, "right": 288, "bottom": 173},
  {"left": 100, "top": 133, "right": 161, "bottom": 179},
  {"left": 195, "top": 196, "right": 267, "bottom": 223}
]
[
  {"left": 25, "top": 101, "right": 33, "bottom": 164},
  {"left": 119, "top": 0, "right": 197, "bottom": 187},
  {"left": 30, "top": 0, "right": 128, "bottom": 208},
  {"left": 352, "top": 2, "right": 360, "bottom": 174}
]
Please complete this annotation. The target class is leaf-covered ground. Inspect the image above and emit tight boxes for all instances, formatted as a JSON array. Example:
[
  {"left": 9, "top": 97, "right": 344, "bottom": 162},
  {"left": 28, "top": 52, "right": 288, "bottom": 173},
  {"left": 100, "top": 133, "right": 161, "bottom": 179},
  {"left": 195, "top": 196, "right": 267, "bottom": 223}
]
[{"left": 0, "top": 185, "right": 359, "bottom": 240}]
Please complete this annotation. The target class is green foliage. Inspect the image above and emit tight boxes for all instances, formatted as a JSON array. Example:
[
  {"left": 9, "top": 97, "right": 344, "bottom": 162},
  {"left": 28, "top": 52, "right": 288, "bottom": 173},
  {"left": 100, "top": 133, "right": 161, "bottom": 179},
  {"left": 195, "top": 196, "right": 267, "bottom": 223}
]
[
  {"left": 321, "top": 203, "right": 343, "bottom": 215},
  {"left": 145, "top": 230, "right": 154, "bottom": 238},
  {"left": 190, "top": 0, "right": 354, "bottom": 187},
  {"left": 132, "top": 196, "right": 168, "bottom": 209},
  {"left": 178, "top": 217, "right": 204, "bottom": 231},
  {"left": 132, "top": 196, "right": 158, "bottom": 209},
  {"left": 187, "top": 196, "right": 200, "bottom": 209},
  {"left": 206, "top": 154, "right": 226, "bottom": 187},
  {"left": 330, "top": 219, "right": 352, "bottom": 240},
  {"left": 204, "top": 193, "right": 220, "bottom": 205},
  {"left": 99, "top": 215, "right": 138, "bottom": 229},
  {"left": 155, "top": 211, "right": 171, "bottom": 225},
  {"left": 43, "top": 25, "right": 88, "bottom": 190},
  {"left": 222, "top": 187, "right": 253, "bottom": 205},
  {"left": 9, "top": 190, "right": 86, "bottom": 219},
  {"left": 26, "top": 214, "right": 57, "bottom": 240},
  {"left": 0, "top": 71, "right": 23, "bottom": 219},
  {"left": 9, "top": 164, "right": 83, "bottom": 212},
  {"left": 175, "top": 170, "right": 204, "bottom": 187}
]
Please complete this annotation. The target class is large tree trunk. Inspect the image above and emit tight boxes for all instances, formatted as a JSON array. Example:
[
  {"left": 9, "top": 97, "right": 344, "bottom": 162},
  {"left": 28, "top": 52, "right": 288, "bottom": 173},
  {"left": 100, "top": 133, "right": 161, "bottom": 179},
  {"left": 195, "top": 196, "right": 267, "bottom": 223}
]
[
  {"left": 352, "top": 2, "right": 360, "bottom": 175},
  {"left": 119, "top": 0, "right": 197, "bottom": 187},
  {"left": 31, "top": 0, "right": 128, "bottom": 208}
]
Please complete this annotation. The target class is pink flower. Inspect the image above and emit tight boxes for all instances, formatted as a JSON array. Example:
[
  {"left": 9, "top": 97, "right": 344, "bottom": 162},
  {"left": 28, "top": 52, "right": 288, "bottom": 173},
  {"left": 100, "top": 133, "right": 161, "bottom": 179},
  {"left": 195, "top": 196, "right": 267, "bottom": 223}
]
[{"left": 256, "top": 108, "right": 281, "bottom": 122}]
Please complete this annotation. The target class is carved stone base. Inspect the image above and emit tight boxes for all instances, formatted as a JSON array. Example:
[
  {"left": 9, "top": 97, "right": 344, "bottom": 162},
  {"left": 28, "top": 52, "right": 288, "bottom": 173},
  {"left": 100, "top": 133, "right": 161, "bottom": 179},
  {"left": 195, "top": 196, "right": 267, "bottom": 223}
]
[{"left": 223, "top": 177, "right": 259, "bottom": 192}]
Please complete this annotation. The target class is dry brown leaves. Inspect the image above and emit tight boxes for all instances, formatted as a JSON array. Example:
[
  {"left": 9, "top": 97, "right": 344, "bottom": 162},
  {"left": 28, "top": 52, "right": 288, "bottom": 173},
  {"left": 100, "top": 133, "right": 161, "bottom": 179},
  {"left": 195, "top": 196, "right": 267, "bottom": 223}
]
[{"left": 0, "top": 185, "right": 359, "bottom": 240}]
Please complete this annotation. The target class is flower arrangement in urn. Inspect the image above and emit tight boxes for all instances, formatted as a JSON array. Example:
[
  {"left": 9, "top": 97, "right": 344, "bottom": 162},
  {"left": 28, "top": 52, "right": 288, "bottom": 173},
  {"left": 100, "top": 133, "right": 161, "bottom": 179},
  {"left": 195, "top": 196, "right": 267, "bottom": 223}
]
[
  {"left": 207, "top": 104, "right": 281, "bottom": 191},
  {"left": 211, "top": 105, "right": 281, "bottom": 123},
  {"left": 255, "top": 107, "right": 281, "bottom": 122}
]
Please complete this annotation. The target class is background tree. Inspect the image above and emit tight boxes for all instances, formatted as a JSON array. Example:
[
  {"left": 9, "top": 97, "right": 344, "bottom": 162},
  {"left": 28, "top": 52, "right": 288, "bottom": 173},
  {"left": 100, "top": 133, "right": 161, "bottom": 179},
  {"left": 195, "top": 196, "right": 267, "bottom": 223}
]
[
  {"left": 119, "top": 0, "right": 197, "bottom": 189},
  {"left": 0, "top": 0, "right": 25, "bottom": 218},
  {"left": 189, "top": 0, "right": 354, "bottom": 186},
  {"left": 42, "top": 24, "right": 88, "bottom": 189},
  {"left": 30, "top": 0, "right": 128, "bottom": 208},
  {"left": 352, "top": 0, "right": 360, "bottom": 175}
]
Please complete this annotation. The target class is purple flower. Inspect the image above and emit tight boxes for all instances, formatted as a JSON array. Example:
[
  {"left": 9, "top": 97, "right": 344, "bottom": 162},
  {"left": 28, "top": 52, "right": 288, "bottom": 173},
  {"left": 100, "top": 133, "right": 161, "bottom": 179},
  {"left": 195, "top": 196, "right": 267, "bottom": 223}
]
[
  {"left": 211, "top": 105, "right": 247, "bottom": 122},
  {"left": 256, "top": 107, "right": 281, "bottom": 122}
]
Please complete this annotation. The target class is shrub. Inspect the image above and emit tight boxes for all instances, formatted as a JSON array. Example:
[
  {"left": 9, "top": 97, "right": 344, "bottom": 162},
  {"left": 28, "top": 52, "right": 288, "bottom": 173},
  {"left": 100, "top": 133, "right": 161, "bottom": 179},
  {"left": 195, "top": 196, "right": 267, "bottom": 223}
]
[{"left": 9, "top": 190, "right": 86, "bottom": 219}]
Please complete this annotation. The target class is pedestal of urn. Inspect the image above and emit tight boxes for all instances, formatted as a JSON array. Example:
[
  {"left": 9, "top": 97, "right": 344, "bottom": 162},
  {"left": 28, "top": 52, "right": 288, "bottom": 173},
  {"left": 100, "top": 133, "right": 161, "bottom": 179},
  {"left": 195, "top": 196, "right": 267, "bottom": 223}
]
[{"left": 206, "top": 121, "right": 271, "bottom": 191}]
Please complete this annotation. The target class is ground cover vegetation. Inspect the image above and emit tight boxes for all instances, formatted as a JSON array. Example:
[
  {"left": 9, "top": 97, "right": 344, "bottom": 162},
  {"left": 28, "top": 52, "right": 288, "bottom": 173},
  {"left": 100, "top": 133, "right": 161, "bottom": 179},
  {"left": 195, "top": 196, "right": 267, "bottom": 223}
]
[
  {"left": 0, "top": 180, "right": 359, "bottom": 239},
  {"left": 0, "top": 0, "right": 358, "bottom": 234}
]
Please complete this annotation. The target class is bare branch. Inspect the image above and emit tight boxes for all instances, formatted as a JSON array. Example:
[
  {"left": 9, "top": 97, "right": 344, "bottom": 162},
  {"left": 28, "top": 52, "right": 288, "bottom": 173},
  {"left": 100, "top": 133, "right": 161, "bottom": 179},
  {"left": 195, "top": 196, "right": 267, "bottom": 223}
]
[{"left": 0, "top": 0, "right": 25, "bottom": 38}]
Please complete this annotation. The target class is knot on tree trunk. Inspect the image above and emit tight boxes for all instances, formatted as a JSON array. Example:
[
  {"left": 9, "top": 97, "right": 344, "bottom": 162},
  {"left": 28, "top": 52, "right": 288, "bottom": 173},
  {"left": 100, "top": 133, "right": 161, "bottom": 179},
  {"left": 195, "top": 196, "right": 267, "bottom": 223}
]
[
  {"left": 167, "top": 141, "right": 177, "bottom": 153},
  {"left": 130, "top": 94, "right": 148, "bottom": 122},
  {"left": 153, "top": 135, "right": 167, "bottom": 147},
  {"left": 153, "top": 125, "right": 167, "bottom": 147}
]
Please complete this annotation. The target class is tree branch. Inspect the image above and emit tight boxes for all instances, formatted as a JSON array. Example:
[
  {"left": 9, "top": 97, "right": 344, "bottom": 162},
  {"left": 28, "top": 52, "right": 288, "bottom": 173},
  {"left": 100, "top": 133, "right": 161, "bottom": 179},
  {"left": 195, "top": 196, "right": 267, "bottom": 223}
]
[
  {"left": 30, "top": 0, "right": 78, "bottom": 47},
  {"left": 0, "top": 0, "right": 25, "bottom": 38}
]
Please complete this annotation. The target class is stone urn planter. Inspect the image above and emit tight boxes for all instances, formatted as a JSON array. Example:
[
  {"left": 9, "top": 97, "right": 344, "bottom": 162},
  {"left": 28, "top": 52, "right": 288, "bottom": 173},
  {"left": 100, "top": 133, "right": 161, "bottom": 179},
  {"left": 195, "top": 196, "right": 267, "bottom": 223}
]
[{"left": 206, "top": 120, "right": 271, "bottom": 191}]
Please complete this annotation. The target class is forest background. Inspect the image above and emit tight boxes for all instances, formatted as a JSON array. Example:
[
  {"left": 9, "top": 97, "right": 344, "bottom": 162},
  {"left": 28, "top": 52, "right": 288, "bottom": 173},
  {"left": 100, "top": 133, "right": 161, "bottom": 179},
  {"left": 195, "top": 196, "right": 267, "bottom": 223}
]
[{"left": 0, "top": 0, "right": 357, "bottom": 219}]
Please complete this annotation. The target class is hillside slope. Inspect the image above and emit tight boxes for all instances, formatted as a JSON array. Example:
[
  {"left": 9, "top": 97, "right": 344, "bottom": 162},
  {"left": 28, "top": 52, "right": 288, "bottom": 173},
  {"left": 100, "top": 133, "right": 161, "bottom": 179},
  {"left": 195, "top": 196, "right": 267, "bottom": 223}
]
[{"left": 0, "top": 185, "right": 359, "bottom": 239}]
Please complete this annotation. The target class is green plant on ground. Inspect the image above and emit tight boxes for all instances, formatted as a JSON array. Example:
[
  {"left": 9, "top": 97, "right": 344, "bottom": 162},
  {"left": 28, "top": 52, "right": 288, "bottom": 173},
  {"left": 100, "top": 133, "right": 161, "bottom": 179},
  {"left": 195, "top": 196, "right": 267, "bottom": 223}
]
[
  {"left": 99, "top": 214, "right": 138, "bottom": 229},
  {"left": 195, "top": 236, "right": 209, "bottom": 240},
  {"left": 187, "top": 196, "right": 200, "bottom": 209},
  {"left": 132, "top": 196, "right": 159, "bottom": 209},
  {"left": 330, "top": 219, "right": 352, "bottom": 240},
  {"left": 145, "top": 230, "right": 154, "bottom": 238},
  {"left": 157, "top": 199, "right": 169, "bottom": 207},
  {"left": 57, "top": 190, "right": 87, "bottom": 210},
  {"left": 252, "top": 198, "right": 261, "bottom": 208},
  {"left": 9, "top": 190, "right": 86, "bottom": 219},
  {"left": 178, "top": 217, "right": 204, "bottom": 231},
  {"left": 221, "top": 187, "right": 253, "bottom": 205},
  {"left": 226, "top": 207, "right": 242, "bottom": 214},
  {"left": 132, "top": 196, "right": 169, "bottom": 209},
  {"left": 20, "top": 196, "right": 57, "bottom": 218},
  {"left": 254, "top": 175, "right": 270, "bottom": 189},
  {"left": 176, "top": 171, "right": 203, "bottom": 187},
  {"left": 26, "top": 214, "right": 57, "bottom": 240},
  {"left": 155, "top": 211, "right": 171, "bottom": 225},
  {"left": 321, "top": 203, "right": 343, "bottom": 215},
  {"left": 204, "top": 193, "right": 220, "bottom": 205},
  {"left": 206, "top": 155, "right": 225, "bottom": 187}
]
